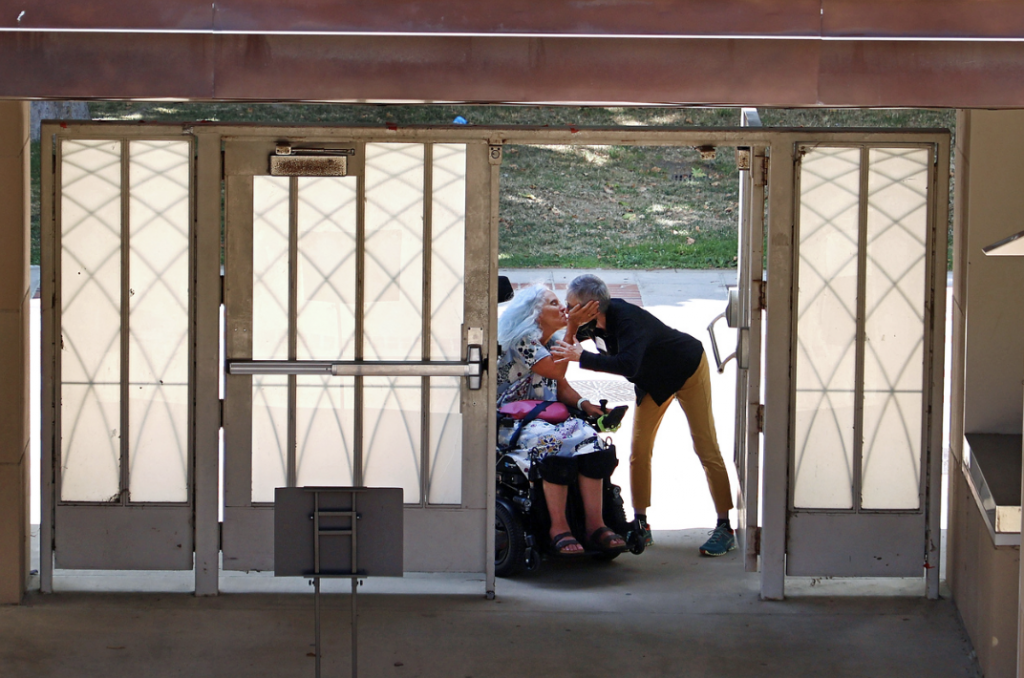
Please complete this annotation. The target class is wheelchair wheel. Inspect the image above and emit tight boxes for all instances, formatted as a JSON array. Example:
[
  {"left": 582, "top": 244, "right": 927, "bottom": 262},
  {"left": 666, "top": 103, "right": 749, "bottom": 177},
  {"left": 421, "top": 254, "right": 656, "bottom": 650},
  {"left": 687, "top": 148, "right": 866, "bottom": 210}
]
[{"left": 495, "top": 501, "right": 527, "bottom": 577}]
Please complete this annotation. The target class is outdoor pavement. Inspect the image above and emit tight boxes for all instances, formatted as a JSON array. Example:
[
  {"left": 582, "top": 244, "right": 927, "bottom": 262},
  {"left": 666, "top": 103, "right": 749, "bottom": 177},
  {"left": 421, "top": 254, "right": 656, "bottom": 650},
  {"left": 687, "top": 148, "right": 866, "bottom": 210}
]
[{"left": 7, "top": 267, "right": 975, "bottom": 678}]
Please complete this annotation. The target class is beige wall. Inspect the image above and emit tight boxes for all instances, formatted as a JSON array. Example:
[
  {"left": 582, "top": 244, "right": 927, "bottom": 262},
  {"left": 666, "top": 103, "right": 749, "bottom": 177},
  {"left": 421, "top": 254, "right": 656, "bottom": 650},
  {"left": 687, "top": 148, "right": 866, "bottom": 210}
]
[
  {"left": 959, "top": 110, "right": 1024, "bottom": 435},
  {"left": 948, "top": 109, "right": 1024, "bottom": 678},
  {"left": 0, "top": 100, "right": 30, "bottom": 604},
  {"left": 949, "top": 472, "right": 1020, "bottom": 677}
]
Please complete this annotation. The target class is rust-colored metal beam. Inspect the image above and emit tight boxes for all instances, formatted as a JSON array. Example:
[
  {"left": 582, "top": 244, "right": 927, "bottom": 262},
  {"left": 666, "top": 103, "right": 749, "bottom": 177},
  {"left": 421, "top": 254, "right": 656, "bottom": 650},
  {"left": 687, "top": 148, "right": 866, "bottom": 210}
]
[
  {"left": 3, "top": 31, "right": 1024, "bottom": 107},
  {"left": 7, "top": 0, "right": 1024, "bottom": 39},
  {"left": 822, "top": 0, "right": 1024, "bottom": 39},
  {"left": 0, "top": 0, "right": 820, "bottom": 36},
  {"left": 3, "top": 1, "right": 1024, "bottom": 107}
]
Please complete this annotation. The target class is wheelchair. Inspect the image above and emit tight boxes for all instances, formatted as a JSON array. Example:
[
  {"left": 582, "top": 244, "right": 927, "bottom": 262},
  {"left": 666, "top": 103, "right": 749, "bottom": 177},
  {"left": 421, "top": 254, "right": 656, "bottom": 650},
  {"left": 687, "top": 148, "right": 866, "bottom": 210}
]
[{"left": 494, "top": 402, "right": 646, "bottom": 577}]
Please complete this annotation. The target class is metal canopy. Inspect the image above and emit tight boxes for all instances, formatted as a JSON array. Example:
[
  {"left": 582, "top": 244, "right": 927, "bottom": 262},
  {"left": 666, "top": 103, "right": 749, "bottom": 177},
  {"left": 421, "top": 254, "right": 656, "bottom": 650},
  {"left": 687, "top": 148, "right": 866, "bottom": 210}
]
[
  {"left": 3, "top": 2, "right": 1024, "bottom": 106},
  {"left": 5, "top": 0, "right": 1024, "bottom": 38}
]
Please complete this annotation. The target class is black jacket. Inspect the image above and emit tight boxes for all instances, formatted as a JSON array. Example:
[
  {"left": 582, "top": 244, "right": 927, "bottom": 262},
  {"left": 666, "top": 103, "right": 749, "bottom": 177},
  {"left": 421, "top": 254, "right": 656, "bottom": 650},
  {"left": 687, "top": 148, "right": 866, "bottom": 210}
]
[{"left": 578, "top": 299, "right": 705, "bottom": 406}]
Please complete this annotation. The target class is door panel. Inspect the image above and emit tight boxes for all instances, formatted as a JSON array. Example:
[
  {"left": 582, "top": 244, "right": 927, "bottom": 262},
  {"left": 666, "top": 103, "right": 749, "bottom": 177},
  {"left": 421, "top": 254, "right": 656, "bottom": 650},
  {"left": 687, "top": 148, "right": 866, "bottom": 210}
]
[
  {"left": 786, "top": 512, "right": 925, "bottom": 577},
  {"left": 47, "top": 131, "right": 194, "bottom": 571},
  {"left": 222, "top": 137, "right": 489, "bottom": 574},
  {"left": 784, "top": 142, "right": 943, "bottom": 578}
]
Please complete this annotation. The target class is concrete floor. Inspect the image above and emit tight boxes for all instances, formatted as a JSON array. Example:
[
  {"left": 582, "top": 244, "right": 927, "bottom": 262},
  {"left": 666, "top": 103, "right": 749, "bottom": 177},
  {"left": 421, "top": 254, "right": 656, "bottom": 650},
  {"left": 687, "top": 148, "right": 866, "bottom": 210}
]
[{"left": 2, "top": 529, "right": 980, "bottom": 678}]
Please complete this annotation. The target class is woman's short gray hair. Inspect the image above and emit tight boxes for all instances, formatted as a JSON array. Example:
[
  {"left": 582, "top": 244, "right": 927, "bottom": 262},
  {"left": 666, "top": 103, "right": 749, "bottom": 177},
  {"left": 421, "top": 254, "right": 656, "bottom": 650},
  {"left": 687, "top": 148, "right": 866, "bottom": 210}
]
[{"left": 568, "top": 274, "right": 611, "bottom": 312}]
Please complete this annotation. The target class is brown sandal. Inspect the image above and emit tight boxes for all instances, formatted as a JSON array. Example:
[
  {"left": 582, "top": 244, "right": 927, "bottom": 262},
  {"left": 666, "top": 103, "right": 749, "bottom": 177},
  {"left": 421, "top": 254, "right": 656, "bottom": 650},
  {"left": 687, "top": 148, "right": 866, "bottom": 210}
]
[
  {"left": 587, "top": 527, "right": 626, "bottom": 553},
  {"left": 550, "top": 531, "right": 585, "bottom": 556}
]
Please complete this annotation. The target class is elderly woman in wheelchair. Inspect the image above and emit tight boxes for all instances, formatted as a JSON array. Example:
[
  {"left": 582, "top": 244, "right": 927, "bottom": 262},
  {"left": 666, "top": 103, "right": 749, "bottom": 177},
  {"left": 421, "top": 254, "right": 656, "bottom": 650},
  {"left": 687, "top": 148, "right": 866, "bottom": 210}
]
[{"left": 496, "top": 285, "right": 628, "bottom": 560}]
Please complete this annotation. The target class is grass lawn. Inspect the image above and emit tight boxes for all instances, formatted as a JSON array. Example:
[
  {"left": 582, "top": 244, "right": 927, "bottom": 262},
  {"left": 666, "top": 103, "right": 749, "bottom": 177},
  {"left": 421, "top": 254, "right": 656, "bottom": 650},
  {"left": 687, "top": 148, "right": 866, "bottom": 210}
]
[{"left": 32, "top": 103, "right": 955, "bottom": 269}]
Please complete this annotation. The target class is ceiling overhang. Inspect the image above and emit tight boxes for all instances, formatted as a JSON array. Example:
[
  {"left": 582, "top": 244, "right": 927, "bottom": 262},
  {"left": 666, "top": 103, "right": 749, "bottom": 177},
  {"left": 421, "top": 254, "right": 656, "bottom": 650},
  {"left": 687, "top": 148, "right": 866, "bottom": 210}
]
[{"left": 3, "top": 1, "right": 1024, "bottom": 106}]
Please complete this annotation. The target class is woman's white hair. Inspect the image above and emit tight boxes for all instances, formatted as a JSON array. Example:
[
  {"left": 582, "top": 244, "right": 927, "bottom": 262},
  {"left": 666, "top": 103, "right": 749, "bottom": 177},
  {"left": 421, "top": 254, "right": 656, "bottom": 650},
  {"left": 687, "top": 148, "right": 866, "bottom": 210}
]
[{"left": 497, "top": 284, "right": 551, "bottom": 352}]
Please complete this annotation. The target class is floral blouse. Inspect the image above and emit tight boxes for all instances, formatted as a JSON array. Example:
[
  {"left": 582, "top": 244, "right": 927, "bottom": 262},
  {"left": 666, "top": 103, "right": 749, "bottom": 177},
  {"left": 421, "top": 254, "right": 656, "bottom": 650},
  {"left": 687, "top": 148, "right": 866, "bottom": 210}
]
[{"left": 496, "top": 336, "right": 558, "bottom": 408}]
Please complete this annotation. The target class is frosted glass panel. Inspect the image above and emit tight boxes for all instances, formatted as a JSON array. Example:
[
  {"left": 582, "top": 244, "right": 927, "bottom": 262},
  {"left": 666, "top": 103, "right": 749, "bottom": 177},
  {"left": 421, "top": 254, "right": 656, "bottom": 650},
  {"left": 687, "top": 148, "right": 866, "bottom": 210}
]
[
  {"left": 252, "top": 177, "right": 291, "bottom": 360},
  {"left": 861, "top": 149, "right": 928, "bottom": 510},
  {"left": 296, "top": 376, "right": 355, "bottom": 487},
  {"left": 294, "top": 178, "right": 358, "bottom": 488},
  {"left": 60, "top": 140, "right": 122, "bottom": 502},
  {"left": 296, "top": 176, "right": 357, "bottom": 361},
  {"left": 127, "top": 140, "right": 191, "bottom": 502},
  {"left": 364, "top": 143, "right": 424, "bottom": 360},
  {"left": 252, "top": 177, "right": 291, "bottom": 502},
  {"left": 428, "top": 377, "right": 462, "bottom": 504},
  {"left": 363, "top": 377, "right": 421, "bottom": 503},
  {"left": 430, "top": 144, "right": 466, "bottom": 360},
  {"left": 793, "top": 148, "right": 861, "bottom": 509},
  {"left": 252, "top": 375, "right": 288, "bottom": 503}
]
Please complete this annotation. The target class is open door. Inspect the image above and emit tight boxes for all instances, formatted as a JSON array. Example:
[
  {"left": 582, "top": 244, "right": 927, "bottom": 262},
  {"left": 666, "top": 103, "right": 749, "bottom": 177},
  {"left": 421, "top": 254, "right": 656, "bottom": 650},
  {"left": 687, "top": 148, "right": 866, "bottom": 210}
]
[
  {"left": 760, "top": 134, "right": 949, "bottom": 598},
  {"left": 733, "top": 143, "right": 767, "bottom": 573}
]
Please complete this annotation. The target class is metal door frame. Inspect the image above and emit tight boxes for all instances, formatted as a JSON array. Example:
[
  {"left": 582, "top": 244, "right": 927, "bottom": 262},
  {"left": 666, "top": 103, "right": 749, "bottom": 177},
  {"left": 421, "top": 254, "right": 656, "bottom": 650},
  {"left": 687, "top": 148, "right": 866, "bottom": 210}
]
[{"left": 732, "top": 110, "right": 767, "bottom": 573}]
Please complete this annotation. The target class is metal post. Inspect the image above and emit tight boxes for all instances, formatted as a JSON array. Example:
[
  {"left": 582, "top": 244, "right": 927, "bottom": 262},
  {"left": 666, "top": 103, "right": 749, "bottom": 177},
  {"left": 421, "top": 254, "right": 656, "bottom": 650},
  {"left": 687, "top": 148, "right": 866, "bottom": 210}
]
[
  {"left": 314, "top": 576, "right": 321, "bottom": 678},
  {"left": 351, "top": 577, "right": 358, "bottom": 678}
]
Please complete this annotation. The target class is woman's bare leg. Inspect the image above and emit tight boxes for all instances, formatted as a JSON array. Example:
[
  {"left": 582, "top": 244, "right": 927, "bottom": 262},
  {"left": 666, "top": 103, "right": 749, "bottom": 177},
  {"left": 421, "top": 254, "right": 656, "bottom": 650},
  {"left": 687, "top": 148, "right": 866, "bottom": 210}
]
[
  {"left": 578, "top": 475, "right": 606, "bottom": 535},
  {"left": 543, "top": 482, "right": 582, "bottom": 553},
  {"left": 579, "top": 475, "right": 625, "bottom": 547}
]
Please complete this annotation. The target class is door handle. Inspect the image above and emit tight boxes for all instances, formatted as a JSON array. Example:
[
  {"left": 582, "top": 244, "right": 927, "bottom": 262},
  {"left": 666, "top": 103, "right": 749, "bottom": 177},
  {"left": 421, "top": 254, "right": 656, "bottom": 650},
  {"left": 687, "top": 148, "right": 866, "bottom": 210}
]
[
  {"left": 707, "top": 312, "right": 737, "bottom": 374},
  {"left": 227, "top": 345, "right": 485, "bottom": 390}
]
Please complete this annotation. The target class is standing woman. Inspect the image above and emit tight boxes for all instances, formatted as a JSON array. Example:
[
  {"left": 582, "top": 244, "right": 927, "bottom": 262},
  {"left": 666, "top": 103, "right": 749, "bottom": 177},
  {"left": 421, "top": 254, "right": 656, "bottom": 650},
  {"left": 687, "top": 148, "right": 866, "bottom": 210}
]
[{"left": 497, "top": 285, "right": 626, "bottom": 555}]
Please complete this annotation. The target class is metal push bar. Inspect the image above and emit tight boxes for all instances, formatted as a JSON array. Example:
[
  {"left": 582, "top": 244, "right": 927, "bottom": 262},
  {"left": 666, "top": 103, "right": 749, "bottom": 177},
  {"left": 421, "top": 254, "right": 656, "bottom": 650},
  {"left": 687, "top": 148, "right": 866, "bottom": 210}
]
[{"left": 227, "top": 346, "right": 484, "bottom": 388}]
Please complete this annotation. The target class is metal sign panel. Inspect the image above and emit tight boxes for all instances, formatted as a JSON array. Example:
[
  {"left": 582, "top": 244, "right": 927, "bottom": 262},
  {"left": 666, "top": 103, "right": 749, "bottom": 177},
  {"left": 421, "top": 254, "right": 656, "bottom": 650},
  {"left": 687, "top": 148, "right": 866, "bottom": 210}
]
[{"left": 274, "top": 487, "right": 404, "bottom": 577}]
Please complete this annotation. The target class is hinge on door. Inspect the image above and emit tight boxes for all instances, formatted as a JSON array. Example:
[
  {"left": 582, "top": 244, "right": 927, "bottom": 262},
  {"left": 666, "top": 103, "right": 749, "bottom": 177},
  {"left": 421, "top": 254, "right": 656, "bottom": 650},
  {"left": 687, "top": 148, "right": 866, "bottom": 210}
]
[
  {"left": 220, "top": 273, "right": 225, "bottom": 306},
  {"left": 755, "top": 156, "right": 769, "bottom": 187},
  {"left": 219, "top": 399, "right": 225, "bottom": 428},
  {"left": 756, "top": 404, "right": 765, "bottom": 433},
  {"left": 755, "top": 279, "right": 766, "bottom": 311}
]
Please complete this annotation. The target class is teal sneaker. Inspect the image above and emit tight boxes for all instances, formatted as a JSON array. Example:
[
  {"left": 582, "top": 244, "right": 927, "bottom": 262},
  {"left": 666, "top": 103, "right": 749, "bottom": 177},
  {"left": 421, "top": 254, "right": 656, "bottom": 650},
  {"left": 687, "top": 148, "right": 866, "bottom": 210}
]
[
  {"left": 637, "top": 517, "right": 654, "bottom": 547},
  {"left": 699, "top": 524, "right": 736, "bottom": 557}
]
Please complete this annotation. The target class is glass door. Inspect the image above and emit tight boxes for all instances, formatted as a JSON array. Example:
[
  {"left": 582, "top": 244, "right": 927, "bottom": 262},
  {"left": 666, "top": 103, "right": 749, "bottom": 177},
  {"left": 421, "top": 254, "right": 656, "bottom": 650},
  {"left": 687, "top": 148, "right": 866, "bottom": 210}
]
[
  {"left": 783, "top": 142, "right": 947, "bottom": 587},
  {"left": 42, "top": 127, "right": 195, "bottom": 575},
  {"left": 221, "top": 136, "right": 493, "bottom": 575}
]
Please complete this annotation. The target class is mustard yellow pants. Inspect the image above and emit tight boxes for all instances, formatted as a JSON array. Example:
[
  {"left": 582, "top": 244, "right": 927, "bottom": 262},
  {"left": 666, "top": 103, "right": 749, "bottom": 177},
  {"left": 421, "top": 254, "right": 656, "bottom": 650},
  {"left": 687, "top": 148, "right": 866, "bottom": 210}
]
[{"left": 630, "top": 353, "right": 734, "bottom": 515}]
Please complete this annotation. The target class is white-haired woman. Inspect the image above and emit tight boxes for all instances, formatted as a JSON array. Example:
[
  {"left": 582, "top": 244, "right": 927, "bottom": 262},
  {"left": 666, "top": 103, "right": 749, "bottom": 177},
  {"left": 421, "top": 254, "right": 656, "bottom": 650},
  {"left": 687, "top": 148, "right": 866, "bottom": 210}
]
[{"left": 497, "top": 285, "right": 625, "bottom": 555}]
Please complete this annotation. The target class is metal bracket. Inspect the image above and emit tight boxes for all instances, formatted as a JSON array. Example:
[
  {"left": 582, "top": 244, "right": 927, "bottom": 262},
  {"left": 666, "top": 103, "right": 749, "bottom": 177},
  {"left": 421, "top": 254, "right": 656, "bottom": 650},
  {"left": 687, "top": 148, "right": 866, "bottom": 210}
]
[
  {"left": 756, "top": 404, "right": 765, "bottom": 433},
  {"left": 736, "top": 148, "right": 751, "bottom": 171},
  {"left": 488, "top": 145, "right": 503, "bottom": 165}
]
